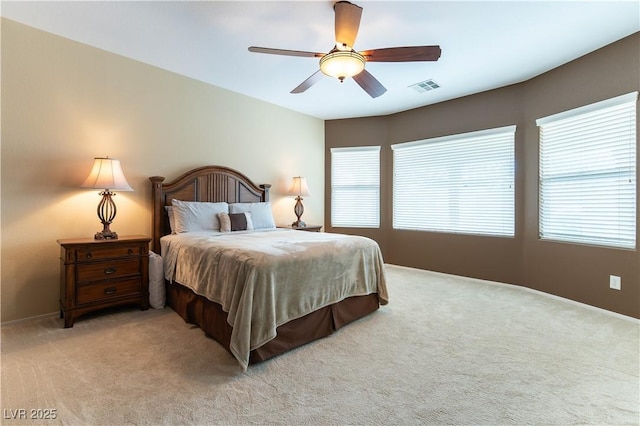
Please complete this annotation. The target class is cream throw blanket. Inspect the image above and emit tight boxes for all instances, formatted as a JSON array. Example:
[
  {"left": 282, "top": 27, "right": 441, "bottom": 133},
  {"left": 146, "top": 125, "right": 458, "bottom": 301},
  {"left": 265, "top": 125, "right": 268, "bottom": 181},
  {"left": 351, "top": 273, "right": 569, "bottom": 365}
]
[{"left": 161, "top": 229, "right": 388, "bottom": 370}]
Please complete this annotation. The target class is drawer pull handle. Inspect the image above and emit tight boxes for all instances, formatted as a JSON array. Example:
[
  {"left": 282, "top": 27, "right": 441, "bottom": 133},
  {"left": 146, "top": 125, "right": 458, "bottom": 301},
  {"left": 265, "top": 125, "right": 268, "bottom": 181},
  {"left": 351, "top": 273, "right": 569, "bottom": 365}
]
[
  {"left": 104, "top": 267, "right": 117, "bottom": 275},
  {"left": 128, "top": 249, "right": 134, "bottom": 255},
  {"left": 86, "top": 252, "right": 93, "bottom": 259},
  {"left": 104, "top": 287, "right": 117, "bottom": 295}
]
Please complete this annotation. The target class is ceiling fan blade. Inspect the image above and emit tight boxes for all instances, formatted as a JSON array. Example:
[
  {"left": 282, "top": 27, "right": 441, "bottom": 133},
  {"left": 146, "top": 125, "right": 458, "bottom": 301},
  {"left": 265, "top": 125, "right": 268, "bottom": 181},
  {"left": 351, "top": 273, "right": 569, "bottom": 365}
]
[
  {"left": 248, "top": 46, "right": 324, "bottom": 58},
  {"left": 353, "top": 69, "right": 387, "bottom": 98},
  {"left": 291, "top": 70, "right": 325, "bottom": 94},
  {"left": 334, "top": 1, "right": 362, "bottom": 48},
  {"left": 360, "top": 46, "right": 442, "bottom": 62}
]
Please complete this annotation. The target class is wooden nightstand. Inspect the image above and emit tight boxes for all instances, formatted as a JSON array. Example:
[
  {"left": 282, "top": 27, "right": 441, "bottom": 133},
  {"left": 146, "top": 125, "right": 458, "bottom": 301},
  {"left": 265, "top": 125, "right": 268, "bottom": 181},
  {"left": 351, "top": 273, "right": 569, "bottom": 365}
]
[
  {"left": 279, "top": 225, "right": 323, "bottom": 232},
  {"left": 57, "top": 235, "right": 151, "bottom": 328}
]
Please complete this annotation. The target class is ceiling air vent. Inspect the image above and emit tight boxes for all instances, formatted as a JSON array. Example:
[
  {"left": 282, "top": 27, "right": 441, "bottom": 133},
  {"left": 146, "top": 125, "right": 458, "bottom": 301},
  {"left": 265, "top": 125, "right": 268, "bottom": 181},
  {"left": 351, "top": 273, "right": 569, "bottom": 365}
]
[{"left": 409, "top": 79, "right": 440, "bottom": 93}]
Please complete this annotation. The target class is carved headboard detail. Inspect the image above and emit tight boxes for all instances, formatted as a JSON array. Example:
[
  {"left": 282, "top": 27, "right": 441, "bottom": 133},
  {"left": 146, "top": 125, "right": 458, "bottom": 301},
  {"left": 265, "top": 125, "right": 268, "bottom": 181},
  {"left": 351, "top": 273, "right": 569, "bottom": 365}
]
[{"left": 149, "top": 165, "right": 271, "bottom": 253}]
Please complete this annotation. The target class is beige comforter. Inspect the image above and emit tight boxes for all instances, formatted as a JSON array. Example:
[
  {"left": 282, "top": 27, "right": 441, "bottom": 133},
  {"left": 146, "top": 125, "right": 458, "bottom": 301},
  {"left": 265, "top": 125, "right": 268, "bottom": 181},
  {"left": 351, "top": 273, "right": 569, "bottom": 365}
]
[{"left": 161, "top": 229, "right": 388, "bottom": 370}]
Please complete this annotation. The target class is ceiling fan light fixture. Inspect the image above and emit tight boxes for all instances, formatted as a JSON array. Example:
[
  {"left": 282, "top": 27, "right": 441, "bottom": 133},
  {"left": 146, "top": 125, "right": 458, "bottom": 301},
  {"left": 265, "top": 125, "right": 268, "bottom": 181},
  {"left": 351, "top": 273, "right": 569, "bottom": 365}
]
[
  {"left": 319, "top": 50, "right": 365, "bottom": 82},
  {"left": 248, "top": 1, "right": 441, "bottom": 97}
]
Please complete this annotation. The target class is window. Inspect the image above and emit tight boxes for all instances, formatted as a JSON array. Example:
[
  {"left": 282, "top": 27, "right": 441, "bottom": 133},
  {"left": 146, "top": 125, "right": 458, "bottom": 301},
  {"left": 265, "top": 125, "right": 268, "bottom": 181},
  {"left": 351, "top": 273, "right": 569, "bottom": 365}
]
[
  {"left": 392, "top": 126, "right": 515, "bottom": 236},
  {"left": 537, "top": 92, "right": 637, "bottom": 249},
  {"left": 331, "top": 146, "right": 380, "bottom": 228}
]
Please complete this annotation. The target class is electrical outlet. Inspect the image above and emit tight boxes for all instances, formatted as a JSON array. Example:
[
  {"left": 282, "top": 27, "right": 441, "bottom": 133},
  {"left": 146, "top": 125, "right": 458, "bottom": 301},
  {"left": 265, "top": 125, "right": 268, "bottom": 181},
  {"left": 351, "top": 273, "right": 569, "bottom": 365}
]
[{"left": 609, "top": 275, "right": 621, "bottom": 290}]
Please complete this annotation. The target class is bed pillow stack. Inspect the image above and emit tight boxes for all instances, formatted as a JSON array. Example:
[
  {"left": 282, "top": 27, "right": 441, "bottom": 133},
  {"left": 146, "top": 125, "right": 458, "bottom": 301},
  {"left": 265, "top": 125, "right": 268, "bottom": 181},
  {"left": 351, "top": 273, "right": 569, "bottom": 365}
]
[{"left": 167, "top": 200, "right": 276, "bottom": 233}]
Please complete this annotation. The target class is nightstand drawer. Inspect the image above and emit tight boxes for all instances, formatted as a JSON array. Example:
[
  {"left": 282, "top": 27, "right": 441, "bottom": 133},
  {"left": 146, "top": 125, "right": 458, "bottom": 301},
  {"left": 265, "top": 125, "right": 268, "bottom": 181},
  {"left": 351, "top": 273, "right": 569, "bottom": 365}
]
[
  {"left": 76, "top": 277, "right": 141, "bottom": 305},
  {"left": 76, "top": 258, "right": 140, "bottom": 282},
  {"left": 74, "top": 244, "right": 144, "bottom": 262}
]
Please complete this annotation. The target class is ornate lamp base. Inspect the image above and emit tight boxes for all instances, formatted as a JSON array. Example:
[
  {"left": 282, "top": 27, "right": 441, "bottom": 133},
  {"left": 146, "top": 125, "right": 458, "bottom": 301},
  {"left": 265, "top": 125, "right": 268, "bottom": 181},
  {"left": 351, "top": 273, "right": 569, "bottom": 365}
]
[
  {"left": 95, "top": 229, "right": 119, "bottom": 240},
  {"left": 292, "top": 196, "right": 306, "bottom": 228},
  {"left": 94, "top": 190, "right": 119, "bottom": 240}
]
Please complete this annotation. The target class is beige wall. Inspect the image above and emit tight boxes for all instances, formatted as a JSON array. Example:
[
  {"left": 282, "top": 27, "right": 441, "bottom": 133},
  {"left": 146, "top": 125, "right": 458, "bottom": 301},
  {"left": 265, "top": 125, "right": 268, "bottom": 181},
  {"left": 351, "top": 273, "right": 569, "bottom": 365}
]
[
  {"left": 1, "top": 19, "right": 325, "bottom": 322},
  {"left": 326, "top": 33, "right": 640, "bottom": 318}
]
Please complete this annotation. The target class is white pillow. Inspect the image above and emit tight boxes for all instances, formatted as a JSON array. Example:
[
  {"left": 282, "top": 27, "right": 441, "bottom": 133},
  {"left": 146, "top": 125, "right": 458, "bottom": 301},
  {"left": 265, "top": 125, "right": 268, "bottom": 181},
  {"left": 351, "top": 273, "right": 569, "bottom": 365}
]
[
  {"left": 171, "top": 199, "right": 229, "bottom": 232},
  {"left": 229, "top": 202, "right": 275, "bottom": 230}
]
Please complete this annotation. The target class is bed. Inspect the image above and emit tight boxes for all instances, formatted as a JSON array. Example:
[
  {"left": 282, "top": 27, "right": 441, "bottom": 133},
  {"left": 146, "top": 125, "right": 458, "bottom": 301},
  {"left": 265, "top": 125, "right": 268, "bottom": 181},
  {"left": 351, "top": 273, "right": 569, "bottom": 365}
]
[{"left": 150, "top": 165, "right": 388, "bottom": 370}]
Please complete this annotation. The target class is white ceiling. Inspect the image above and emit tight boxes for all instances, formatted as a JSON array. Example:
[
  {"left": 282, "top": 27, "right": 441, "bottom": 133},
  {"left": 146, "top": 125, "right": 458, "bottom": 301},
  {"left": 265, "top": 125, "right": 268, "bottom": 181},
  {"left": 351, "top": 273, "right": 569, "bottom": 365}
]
[{"left": 2, "top": 1, "right": 639, "bottom": 120}]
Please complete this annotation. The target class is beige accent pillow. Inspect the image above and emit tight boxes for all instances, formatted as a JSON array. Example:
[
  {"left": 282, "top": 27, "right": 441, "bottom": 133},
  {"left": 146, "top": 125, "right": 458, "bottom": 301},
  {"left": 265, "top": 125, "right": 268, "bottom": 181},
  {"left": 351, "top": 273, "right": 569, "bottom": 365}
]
[{"left": 218, "top": 212, "right": 231, "bottom": 232}]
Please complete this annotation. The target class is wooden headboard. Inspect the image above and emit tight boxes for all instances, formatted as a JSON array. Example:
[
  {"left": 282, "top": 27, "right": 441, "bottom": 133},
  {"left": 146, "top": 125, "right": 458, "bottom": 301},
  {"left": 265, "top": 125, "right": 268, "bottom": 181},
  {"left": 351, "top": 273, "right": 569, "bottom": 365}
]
[{"left": 149, "top": 165, "right": 271, "bottom": 253}]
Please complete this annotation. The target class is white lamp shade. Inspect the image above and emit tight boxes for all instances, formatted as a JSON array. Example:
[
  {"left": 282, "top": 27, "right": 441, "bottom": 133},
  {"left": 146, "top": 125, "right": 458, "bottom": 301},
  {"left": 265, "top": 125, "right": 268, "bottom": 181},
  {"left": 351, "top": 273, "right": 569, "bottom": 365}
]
[
  {"left": 287, "top": 176, "right": 311, "bottom": 197},
  {"left": 80, "top": 157, "right": 133, "bottom": 191}
]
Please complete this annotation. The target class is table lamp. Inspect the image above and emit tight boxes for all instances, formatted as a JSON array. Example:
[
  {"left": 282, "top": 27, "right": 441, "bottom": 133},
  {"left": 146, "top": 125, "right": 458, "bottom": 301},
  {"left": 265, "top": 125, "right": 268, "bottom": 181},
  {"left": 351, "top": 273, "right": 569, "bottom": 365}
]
[
  {"left": 287, "top": 176, "right": 311, "bottom": 228},
  {"left": 80, "top": 157, "right": 133, "bottom": 240}
]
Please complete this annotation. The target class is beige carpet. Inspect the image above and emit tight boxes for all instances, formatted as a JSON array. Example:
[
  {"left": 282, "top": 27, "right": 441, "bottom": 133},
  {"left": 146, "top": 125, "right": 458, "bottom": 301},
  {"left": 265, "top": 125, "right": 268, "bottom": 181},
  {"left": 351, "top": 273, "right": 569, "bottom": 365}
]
[{"left": 2, "top": 265, "right": 638, "bottom": 425}]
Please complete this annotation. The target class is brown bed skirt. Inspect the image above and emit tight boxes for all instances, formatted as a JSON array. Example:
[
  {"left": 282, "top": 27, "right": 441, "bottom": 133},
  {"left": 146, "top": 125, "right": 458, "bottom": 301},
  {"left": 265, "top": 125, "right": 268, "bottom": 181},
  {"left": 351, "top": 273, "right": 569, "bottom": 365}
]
[{"left": 165, "top": 281, "right": 380, "bottom": 364}]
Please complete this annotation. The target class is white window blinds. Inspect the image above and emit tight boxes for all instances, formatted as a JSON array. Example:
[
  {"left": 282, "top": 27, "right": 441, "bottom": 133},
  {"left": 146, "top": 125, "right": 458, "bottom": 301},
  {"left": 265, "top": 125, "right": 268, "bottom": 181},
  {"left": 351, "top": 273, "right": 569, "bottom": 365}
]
[
  {"left": 537, "top": 92, "right": 637, "bottom": 249},
  {"left": 331, "top": 146, "right": 380, "bottom": 228},
  {"left": 391, "top": 126, "right": 516, "bottom": 236}
]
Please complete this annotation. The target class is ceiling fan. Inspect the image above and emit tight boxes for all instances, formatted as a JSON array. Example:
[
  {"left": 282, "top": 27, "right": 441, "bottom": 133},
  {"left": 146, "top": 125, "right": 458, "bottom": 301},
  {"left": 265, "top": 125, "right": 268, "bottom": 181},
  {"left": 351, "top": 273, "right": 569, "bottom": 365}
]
[{"left": 248, "top": 1, "right": 442, "bottom": 98}]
